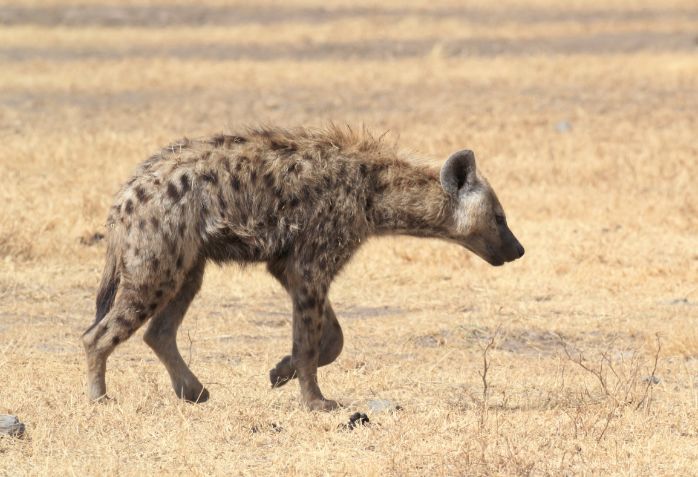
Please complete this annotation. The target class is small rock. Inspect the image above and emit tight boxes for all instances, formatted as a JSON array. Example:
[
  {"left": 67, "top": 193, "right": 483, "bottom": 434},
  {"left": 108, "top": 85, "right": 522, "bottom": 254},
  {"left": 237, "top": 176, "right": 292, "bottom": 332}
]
[
  {"left": 555, "top": 121, "right": 572, "bottom": 133},
  {"left": 367, "top": 399, "right": 402, "bottom": 414},
  {"left": 339, "top": 412, "right": 370, "bottom": 430},
  {"left": 643, "top": 376, "right": 661, "bottom": 385},
  {"left": 0, "top": 415, "right": 25, "bottom": 438}
]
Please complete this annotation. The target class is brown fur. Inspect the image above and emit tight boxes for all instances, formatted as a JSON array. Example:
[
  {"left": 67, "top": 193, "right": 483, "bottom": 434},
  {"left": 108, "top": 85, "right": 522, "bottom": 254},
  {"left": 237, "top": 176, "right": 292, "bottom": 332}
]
[{"left": 82, "top": 125, "right": 524, "bottom": 410}]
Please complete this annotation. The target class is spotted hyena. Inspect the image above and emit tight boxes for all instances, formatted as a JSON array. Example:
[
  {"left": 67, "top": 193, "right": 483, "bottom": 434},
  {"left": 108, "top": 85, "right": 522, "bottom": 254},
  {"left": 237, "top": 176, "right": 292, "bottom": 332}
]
[{"left": 82, "top": 126, "right": 524, "bottom": 410}]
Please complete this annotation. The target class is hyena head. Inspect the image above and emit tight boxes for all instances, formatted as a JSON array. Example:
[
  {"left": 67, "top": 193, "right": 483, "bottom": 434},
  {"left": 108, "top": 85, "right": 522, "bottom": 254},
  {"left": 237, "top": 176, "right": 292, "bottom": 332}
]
[{"left": 440, "top": 149, "right": 525, "bottom": 266}]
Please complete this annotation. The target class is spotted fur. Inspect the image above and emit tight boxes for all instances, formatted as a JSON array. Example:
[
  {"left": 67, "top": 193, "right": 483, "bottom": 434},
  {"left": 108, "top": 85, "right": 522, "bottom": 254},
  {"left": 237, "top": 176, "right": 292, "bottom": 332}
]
[{"left": 82, "top": 126, "right": 524, "bottom": 409}]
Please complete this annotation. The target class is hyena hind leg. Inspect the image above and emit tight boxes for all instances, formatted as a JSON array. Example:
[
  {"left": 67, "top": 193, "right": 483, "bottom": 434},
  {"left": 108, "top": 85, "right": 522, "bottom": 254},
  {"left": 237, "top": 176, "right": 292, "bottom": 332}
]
[
  {"left": 270, "top": 300, "right": 344, "bottom": 388},
  {"left": 82, "top": 286, "right": 169, "bottom": 401},
  {"left": 144, "top": 260, "right": 209, "bottom": 403}
]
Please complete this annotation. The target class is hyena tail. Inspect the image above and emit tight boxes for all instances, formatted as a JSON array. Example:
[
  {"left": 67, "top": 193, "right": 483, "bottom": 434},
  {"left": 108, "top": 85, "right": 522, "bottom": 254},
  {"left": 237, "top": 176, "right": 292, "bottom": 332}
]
[{"left": 94, "top": 241, "right": 120, "bottom": 323}]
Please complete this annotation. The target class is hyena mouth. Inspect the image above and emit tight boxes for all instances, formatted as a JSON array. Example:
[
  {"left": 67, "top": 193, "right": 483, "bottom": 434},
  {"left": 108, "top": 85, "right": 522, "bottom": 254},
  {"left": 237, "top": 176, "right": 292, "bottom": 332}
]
[{"left": 485, "top": 245, "right": 523, "bottom": 266}]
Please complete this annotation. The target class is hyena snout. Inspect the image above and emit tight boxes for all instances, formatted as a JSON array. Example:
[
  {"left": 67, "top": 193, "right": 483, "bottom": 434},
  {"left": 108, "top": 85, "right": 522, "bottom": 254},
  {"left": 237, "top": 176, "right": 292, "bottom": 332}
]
[{"left": 489, "top": 228, "right": 524, "bottom": 266}]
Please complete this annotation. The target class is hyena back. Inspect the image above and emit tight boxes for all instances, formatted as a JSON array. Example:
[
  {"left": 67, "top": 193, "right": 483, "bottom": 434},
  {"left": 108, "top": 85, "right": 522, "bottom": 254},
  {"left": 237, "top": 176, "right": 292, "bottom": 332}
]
[{"left": 82, "top": 126, "right": 524, "bottom": 410}]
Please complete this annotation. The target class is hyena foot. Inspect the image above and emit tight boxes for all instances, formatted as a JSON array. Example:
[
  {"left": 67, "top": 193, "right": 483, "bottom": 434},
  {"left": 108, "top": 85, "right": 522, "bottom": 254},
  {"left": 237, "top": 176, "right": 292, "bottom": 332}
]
[
  {"left": 306, "top": 398, "right": 340, "bottom": 412},
  {"left": 172, "top": 378, "right": 210, "bottom": 403},
  {"left": 269, "top": 355, "right": 296, "bottom": 388},
  {"left": 82, "top": 328, "right": 108, "bottom": 401},
  {"left": 87, "top": 376, "right": 108, "bottom": 402}
]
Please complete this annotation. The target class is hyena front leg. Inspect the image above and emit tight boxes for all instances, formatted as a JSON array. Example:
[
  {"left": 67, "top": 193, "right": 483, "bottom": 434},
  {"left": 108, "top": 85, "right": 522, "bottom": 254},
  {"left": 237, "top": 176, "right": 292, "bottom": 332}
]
[
  {"left": 267, "top": 260, "right": 344, "bottom": 389},
  {"left": 270, "top": 301, "right": 343, "bottom": 388},
  {"left": 286, "top": 278, "right": 338, "bottom": 411},
  {"left": 144, "top": 260, "right": 208, "bottom": 403}
]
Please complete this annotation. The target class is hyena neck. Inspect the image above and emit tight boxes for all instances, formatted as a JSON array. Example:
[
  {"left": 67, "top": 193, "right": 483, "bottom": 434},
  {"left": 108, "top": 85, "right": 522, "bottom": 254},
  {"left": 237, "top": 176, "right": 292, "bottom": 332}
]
[{"left": 368, "top": 159, "right": 453, "bottom": 239}]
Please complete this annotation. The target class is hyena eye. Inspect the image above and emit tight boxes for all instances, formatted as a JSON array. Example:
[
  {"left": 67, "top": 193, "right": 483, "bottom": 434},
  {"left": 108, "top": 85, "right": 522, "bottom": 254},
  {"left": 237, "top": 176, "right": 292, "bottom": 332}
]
[{"left": 495, "top": 215, "right": 506, "bottom": 226}]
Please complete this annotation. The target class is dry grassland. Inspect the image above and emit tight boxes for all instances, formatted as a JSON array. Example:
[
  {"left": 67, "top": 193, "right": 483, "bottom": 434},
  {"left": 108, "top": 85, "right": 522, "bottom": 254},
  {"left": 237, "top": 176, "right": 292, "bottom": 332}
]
[{"left": 1, "top": 0, "right": 697, "bottom": 475}]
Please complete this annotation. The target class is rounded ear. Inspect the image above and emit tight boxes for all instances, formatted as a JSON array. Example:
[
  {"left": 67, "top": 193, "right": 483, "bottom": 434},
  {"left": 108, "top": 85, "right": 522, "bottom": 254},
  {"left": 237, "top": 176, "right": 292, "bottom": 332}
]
[{"left": 440, "top": 149, "right": 476, "bottom": 196}]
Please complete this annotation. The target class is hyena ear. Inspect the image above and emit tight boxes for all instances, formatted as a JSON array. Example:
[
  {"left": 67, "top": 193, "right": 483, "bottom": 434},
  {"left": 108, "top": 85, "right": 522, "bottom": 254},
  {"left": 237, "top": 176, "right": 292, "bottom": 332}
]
[{"left": 440, "top": 149, "right": 477, "bottom": 196}]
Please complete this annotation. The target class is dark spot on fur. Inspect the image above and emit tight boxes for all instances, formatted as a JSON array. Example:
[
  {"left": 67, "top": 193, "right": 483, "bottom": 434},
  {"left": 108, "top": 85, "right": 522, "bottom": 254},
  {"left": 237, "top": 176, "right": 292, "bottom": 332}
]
[
  {"left": 153, "top": 178, "right": 161, "bottom": 186},
  {"left": 166, "top": 238, "right": 177, "bottom": 255},
  {"left": 221, "top": 157, "right": 230, "bottom": 172},
  {"left": 124, "top": 199, "right": 134, "bottom": 214},
  {"left": 289, "top": 197, "right": 300, "bottom": 208},
  {"left": 300, "top": 295, "right": 317, "bottom": 310},
  {"left": 151, "top": 257, "right": 160, "bottom": 269},
  {"left": 178, "top": 222, "right": 186, "bottom": 238},
  {"left": 218, "top": 191, "right": 227, "bottom": 211},
  {"left": 135, "top": 186, "right": 149, "bottom": 203},
  {"left": 263, "top": 172, "right": 275, "bottom": 188},
  {"left": 210, "top": 134, "right": 247, "bottom": 147},
  {"left": 202, "top": 170, "right": 218, "bottom": 184},
  {"left": 250, "top": 170, "right": 257, "bottom": 183},
  {"left": 270, "top": 139, "right": 297, "bottom": 153},
  {"left": 111, "top": 336, "right": 120, "bottom": 345},
  {"left": 115, "top": 314, "right": 129, "bottom": 329},
  {"left": 180, "top": 174, "right": 191, "bottom": 193},
  {"left": 155, "top": 289, "right": 163, "bottom": 298},
  {"left": 149, "top": 303, "right": 158, "bottom": 311},
  {"left": 209, "top": 134, "right": 225, "bottom": 147},
  {"left": 138, "top": 219, "right": 145, "bottom": 230},
  {"left": 150, "top": 216, "right": 160, "bottom": 229},
  {"left": 137, "top": 311, "right": 148, "bottom": 322},
  {"left": 373, "top": 181, "right": 388, "bottom": 194},
  {"left": 231, "top": 175, "right": 240, "bottom": 191},
  {"left": 166, "top": 182, "right": 181, "bottom": 202},
  {"left": 176, "top": 254, "right": 183, "bottom": 269},
  {"left": 302, "top": 316, "right": 312, "bottom": 326}
]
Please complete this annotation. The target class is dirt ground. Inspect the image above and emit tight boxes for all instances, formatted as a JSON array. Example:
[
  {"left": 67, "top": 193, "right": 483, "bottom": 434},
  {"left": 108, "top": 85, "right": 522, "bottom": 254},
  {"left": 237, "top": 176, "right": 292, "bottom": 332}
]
[{"left": 1, "top": 0, "right": 697, "bottom": 475}]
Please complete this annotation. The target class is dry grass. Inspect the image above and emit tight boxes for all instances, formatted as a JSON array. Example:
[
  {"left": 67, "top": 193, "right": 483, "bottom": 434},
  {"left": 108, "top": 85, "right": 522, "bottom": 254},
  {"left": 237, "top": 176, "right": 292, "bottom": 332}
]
[{"left": 1, "top": 0, "right": 697, "bottom": 475}]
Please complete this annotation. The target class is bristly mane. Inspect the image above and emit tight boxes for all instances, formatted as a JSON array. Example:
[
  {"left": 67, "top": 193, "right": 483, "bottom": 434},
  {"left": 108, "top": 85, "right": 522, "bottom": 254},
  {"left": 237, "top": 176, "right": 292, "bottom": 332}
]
[{"left": 244, "top": 124, "right": 398, "bottom": 157}]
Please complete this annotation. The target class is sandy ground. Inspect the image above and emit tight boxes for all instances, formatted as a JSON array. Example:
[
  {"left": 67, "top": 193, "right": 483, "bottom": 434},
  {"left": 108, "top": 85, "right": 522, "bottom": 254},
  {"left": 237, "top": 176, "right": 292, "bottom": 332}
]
[{"left": 1, "top": 0, "right": 697, "bottom": 475}]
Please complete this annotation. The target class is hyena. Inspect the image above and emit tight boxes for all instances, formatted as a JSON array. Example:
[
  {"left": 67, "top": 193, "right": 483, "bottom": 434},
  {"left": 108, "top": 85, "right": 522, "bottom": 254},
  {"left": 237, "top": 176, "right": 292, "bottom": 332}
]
[{"left": 82, "top": 126, "right": 524, "bottom": 411}]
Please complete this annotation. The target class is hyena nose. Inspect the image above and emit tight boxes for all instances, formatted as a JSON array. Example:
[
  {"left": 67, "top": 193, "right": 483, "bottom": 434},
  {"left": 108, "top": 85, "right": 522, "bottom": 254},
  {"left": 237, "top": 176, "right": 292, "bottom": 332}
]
[{"left": 516, "top": 243, "right": 525, "bottom": 258}]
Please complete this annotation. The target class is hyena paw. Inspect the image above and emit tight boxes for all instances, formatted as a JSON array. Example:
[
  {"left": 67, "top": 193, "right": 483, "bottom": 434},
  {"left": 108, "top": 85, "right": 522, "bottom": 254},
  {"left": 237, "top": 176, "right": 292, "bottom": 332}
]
[
  {"left": 306, "top": 398, "right": 340, "bottom": 412},
  {"left": 174, "top": 384, "right": 210, "bottom": 403},
  {"left": 269, "top": 355, "right": 296, "bottom": 388},
  {"left": 269, "top": 367, "right": 296, "bottom": 388},
  {"left": 90, "top": 394, "right": 114, "bottom": 404}
]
